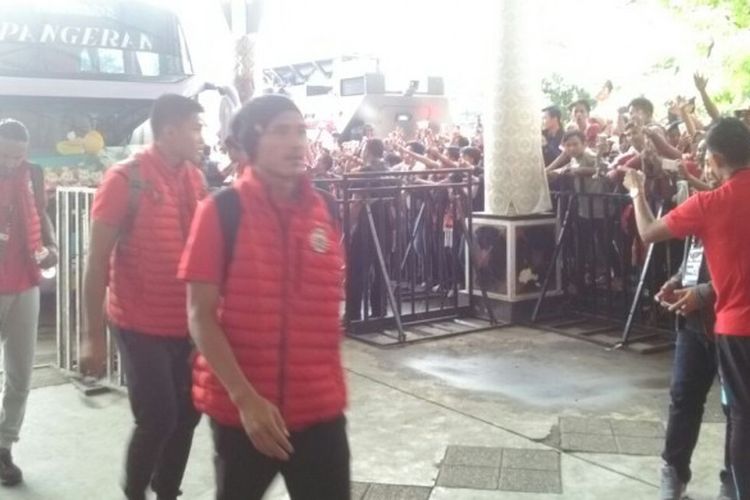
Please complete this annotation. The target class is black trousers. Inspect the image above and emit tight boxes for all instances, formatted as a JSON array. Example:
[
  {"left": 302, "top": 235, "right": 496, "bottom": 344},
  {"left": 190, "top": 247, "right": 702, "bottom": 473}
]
[
  {"left": 717, "top": 335, "right": 750, "bottom": 500},
  {"left": 211, "top": 415, "right": 350, "bottom": 500},
  {"left": 346, "top": 211, "right": 389, "bottom": 320},
  {"left": 114, "top": 328, "right": 201, "bottom": 500},
  {"left": 662, "top": 328, "right": 731, "bottom": 485}
]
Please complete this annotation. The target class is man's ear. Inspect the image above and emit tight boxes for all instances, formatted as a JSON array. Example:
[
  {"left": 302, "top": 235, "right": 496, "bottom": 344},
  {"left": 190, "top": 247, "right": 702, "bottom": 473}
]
[{"left": 709, "top": 151, "right": 726, "bottom": 170}]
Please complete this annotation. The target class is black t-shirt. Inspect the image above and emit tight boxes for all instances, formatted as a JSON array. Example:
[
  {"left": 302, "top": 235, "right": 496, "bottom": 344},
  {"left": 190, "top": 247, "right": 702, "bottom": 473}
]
[{"left": 542, "top": 129, "right": 564, "bottom": 166}]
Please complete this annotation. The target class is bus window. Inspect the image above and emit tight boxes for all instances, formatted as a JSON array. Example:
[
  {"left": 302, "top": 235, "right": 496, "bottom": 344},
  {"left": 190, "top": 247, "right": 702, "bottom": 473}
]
[
  {"left": 136, "top": 52, "right": 159, "bottom": 77},
  {"left": 0, "top": 1, "right": 190, "bottom": 82},
  {"left": 98, "top": 48, "right": 125, "bottom": 75}
]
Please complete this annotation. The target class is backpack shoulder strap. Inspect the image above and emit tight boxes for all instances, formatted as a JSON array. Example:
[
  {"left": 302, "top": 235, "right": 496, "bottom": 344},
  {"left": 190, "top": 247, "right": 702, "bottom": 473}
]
[
  {"left": 116, "top": 160, "right": 143, "bottom": 237},
  {"left": 213, "top": 187, "right": 242, "bottom": 281}
]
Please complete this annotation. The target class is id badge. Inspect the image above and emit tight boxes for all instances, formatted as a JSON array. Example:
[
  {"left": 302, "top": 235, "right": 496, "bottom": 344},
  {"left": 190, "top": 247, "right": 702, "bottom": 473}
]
[{"left": 682, "top": 239, "right": 704, "bottom": 287}]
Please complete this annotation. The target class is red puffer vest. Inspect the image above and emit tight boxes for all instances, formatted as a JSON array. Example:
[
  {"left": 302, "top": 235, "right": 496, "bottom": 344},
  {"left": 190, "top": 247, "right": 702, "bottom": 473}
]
[
  {"left": 21, "top": 164, "right": 44, "bottom": 262},
  {"left": 108, "top": 147, "right": 205, "bottom": 337},
  {"left": 0, "top": 163, "right": 43, "bottom": 282},
  {"left": 192, "top": 172, "right": 347, "bottom": 431}
]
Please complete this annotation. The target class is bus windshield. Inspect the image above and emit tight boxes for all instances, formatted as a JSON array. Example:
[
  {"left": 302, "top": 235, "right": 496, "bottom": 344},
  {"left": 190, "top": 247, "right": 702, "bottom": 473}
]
[
  {"left": 0, "top": 1, "right": 192, "bottom": 82},
  {"left": 0, "top": 95, "right": 152, "bottom": 190}
]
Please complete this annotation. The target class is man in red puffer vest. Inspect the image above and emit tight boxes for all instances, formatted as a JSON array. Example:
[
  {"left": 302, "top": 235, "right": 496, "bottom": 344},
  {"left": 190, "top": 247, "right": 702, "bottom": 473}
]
[
  {"left": 179, "top": 95, "right": 349, "bottom": 500},
  {"left": 0, "top": 119, "right": 57, "bottom": 487},
  {"left": 81, "top": 95, "right": 206, "bottom": 500}
]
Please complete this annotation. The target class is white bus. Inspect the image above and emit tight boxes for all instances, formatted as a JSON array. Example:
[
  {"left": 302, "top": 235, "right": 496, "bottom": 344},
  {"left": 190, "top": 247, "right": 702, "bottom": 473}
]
[{"left": 0, "top": 0, "right": 238, "bottom": 191}]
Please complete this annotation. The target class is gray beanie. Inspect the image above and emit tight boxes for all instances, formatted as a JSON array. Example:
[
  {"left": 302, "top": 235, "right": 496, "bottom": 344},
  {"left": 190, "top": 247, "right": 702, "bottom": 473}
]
[{"left": 233, "top": 94, "right": 302, "bottom": 161}]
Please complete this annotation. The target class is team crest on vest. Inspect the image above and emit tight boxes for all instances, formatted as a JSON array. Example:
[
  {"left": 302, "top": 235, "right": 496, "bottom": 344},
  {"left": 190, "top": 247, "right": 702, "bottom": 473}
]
[{"left": 309, "top": 226, "right": 329, "bottom": 253}]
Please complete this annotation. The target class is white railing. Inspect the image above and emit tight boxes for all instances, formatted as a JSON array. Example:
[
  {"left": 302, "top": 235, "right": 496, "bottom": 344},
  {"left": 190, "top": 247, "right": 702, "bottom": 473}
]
[{"left": 55, "top": 187, "right": 124, "bottom": 386}]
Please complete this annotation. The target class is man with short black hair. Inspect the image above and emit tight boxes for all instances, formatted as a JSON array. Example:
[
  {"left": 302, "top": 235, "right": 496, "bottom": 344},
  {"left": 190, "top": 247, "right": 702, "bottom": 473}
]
[
  {"left": 82, "top": 94, "right": 207, "bottom": 500},
  {"left": 567, "top": 100, "right": 602, "bottom": 148},
  {"left": 0, "top": 119, "right": 57, "bottom": 487},
  {"left": 629, "top": 97, "right": 656, "bottom": 126},
  {"left": 180, "top": 95, "right": 350, "bottom": 500},
  {"left": 629, "top": 97, "right": 682, "bottom": 160},
  {"left": 550, "top": 131, "right": 611, "bottom": 282},
  {"left": 394, "top": 141, "right": 428, "bottom": 174},
  {"left": 568, "top": 100, "right": 591, "bottom": 131},
  {"left": 347, "top": 137, "right": 392, "bottom": 320},
  {"left": 460, "top": 147, "right": 484, "bottom": 212},
  {"left": 362, "top": 138, "right": 386, "bottom": 171},
  {"left": 542, "top": 106, "right": 564, "bottom": 166},
  {"left": 461, "top": 147, "right": 482, "bottom": 167},
  {"left": 624, "top": 118, "right": 750, "bottom": 499}
]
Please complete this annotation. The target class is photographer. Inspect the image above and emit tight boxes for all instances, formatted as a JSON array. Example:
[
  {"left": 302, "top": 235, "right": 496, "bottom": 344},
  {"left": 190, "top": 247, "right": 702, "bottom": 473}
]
[{"left": 656, "top": 238, "right": 734, "bottom": 500}]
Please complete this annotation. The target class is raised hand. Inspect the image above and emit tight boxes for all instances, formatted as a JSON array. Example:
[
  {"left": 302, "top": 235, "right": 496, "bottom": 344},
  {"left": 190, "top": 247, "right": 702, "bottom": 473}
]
[{"left": 693, "top": 72, "right": 708, "bottom": 92}]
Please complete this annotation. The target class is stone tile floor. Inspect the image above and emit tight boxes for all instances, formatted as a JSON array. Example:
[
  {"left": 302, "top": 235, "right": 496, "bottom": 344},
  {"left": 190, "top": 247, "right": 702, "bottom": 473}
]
[
  {"left": 559, "top": 417, "right": 665, "bottom": 455},
  {"left": 2, "top": 326, "right": 729, "bottom": 500}
]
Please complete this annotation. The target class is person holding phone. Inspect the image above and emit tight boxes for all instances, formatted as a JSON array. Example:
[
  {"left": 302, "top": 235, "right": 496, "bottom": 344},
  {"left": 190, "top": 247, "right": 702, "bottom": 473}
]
[
  {"left": 624, "top": 117, "right": 750, "bottom": 499},
  {"left": 655, "top": 238, "right": 735, "bottom": 500}
]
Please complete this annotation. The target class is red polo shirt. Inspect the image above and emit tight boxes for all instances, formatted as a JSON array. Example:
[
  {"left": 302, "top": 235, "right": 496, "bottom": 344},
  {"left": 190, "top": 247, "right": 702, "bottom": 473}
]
[{"left": 664, "top": 168, "right": 750, "bottom": 335}]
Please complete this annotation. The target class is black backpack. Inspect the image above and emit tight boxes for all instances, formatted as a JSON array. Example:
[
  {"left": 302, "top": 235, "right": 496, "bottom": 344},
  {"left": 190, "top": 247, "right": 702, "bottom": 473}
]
[{"left": 214, "top": 187, "right": 340, "bottom": 279}]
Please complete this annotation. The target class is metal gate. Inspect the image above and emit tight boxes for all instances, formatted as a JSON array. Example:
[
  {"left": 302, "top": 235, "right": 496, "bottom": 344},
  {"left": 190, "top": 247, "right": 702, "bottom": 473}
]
[
  {"left": 531, "top": 191, "right": 679, "bottom": 353},
  {"left": 55, "top": 174, "right": 500, "bottom": 360},
  {"left": 55, "top": 187, "right": 124, "bottom": 386},
  {"left": 317, "top": 169, "right": 500, "bottom": 346}
]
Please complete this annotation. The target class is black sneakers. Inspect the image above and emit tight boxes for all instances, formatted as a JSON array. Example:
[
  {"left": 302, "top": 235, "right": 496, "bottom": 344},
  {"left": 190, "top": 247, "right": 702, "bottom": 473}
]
[{"left": 0, "top": 447, "right": 22, "bottom": 486}]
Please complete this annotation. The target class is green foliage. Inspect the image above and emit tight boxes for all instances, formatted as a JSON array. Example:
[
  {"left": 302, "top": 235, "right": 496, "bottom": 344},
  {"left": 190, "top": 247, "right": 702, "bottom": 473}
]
[
  {"left": 662, "top": 0, "right": 749, "bottom": 27},
  {"left": 541, "top": 74, "right": 593, "bottom": 121},
  {"left": 660, "top": 0, "right": 750, "bottom": 107}
]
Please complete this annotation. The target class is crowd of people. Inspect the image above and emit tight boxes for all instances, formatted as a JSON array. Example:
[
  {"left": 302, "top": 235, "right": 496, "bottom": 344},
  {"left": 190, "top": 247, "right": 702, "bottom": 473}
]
[
  {"left": 0, "top": 69, "right": 749, "bottom": 500},
  {"left": 195, "top": 72, "right": 750, "bottom": 500},
  {"left": 537, "top": 73, "right": 750, "bottom": 500}
]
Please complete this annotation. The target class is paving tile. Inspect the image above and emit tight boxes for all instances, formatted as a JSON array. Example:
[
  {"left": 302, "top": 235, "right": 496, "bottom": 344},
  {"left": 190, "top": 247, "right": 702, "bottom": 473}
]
[
  {"left": 610, "top": 419, "right": 665, "bottom": 438},
  {"left": 561, "top": 432, "right": 618, "bottom": 453},
  {"left": 352, "top": 482, "right": 371, "bottom": 500},
  {"left": 499, "top": 468, "right": 563, "bottom": 494},
  {"left": 559, "top": 416, "right": 612, "bottom": 435},
  {"left": 436, "top": 465, "right": 500, "bottom": 490},
  {"left": 502, "top": 448, "right": 560, "bottom": 471},
  {"left": 363, "top": 483, "right": 432, "bottom": 500},
  {"left": 615, "top": 436, "right": 664, "bottom": 456},
  {"left": 443, "top": 445, "right": 503, "bottom": 467}
]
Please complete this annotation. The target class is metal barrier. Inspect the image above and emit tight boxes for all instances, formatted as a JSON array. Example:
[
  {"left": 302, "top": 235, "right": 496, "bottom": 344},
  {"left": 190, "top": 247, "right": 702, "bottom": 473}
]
[
  {"left": 316, "top": 169, "right": 499, "bottom": 345},
  {"left": 532, "top": 190, "right": 681, "bottom": 351},
  {"left": 55, "top": 187, "right": 124, "bottom": 386},
  {"left": 55, "top": 175, "right": 496, "bottom": 359}
]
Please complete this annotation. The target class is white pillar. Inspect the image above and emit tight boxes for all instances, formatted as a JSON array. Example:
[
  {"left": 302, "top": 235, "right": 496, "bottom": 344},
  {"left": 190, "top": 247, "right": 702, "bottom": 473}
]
[
  {"left": 231, "top": 0, "right": 248, "bottom": 36},
  {"left": 483, "top": 0, "right": 551, "bottom": 216}
]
